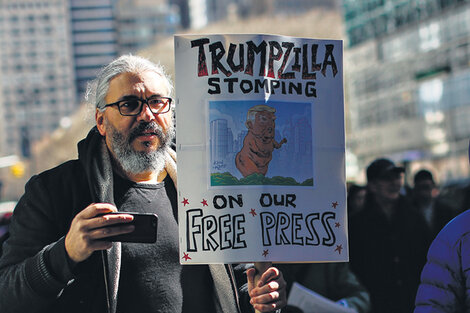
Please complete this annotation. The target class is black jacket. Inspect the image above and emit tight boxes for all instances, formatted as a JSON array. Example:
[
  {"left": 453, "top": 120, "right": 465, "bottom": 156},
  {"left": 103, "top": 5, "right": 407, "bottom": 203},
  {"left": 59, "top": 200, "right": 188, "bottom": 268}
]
[
  {"left": 0, "top": 128, "right": 244, "bottom": 313},
  {"left": 348, "top": 194, "right": 431, "bottom": 313}
]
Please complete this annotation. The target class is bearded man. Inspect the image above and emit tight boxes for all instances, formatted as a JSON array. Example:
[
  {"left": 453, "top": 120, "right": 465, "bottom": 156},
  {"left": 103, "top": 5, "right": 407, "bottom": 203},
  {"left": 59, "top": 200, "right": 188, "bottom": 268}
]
[{"left": 0, "top": 55, "right": 286, "bottom": 313}]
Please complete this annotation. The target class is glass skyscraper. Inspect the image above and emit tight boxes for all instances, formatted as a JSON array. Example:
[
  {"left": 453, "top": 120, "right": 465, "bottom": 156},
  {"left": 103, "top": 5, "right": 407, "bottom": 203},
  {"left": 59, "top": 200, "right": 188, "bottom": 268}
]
[{"left": 343, "top": 0, "right": 470, "bottom": 181}]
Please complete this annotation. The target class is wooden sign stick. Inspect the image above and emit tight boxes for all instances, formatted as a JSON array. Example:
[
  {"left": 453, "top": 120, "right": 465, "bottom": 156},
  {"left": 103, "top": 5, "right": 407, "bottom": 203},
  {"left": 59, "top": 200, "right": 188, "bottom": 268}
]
[{"left": 254, "top": 261, "right": 272, "bottom": 313}]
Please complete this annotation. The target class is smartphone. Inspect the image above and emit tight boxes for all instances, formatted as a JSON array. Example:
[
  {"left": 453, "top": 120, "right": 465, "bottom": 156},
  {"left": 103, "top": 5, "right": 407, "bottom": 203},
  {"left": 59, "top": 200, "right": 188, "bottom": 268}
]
[{"left": 100, "top": 212, "right": 158, "bottom": 243}]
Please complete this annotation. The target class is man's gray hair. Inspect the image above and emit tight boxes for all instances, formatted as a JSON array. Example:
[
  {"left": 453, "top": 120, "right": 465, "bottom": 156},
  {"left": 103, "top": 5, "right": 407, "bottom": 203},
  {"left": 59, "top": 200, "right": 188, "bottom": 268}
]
[{"left": 85, "top": 54, "right": 173, "bottom": 112}]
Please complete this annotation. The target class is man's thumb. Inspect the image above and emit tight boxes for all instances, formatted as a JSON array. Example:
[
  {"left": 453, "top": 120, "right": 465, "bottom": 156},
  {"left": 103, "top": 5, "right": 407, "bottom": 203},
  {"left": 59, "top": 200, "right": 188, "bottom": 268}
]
[{"left": 246, "top": 268, "right": 256, "bottom": 292}]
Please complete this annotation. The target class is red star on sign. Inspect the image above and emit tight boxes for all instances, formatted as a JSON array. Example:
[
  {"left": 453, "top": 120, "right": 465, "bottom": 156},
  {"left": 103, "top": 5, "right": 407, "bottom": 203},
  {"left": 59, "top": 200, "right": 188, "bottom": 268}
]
[
  {"left": 262, "top": 249, "right": 269, "bottom": 257},
  {"left": 334, "top": 244, "right": 343, "bottom": 254},
  {"left": 201, "top": 199, "right": 208, "bottom": 206},
  {"left": 332, "top": 201, "right": 339, "bottom": 209},
  {"left": 335, "top": 222, "right": 341, "bottom": 228},
  {"left": 249, "top": 208, "right": 257, "bottom": 216},
  {"left": 182, "top": 198, "right": 189, "bottom": 206},
  {"left": 182, "top": 252, "right": 191, "bottom": 261}
]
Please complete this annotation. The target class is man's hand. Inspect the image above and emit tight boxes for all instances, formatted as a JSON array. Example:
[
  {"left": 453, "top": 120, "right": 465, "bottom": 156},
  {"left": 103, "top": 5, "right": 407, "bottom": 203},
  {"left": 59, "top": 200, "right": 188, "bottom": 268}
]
[
  {"left": 247, "top": 266, "right": 287, "bottom": 312},
  {"left": 65, "top": 203, "right": 134, "bottom": 263}
]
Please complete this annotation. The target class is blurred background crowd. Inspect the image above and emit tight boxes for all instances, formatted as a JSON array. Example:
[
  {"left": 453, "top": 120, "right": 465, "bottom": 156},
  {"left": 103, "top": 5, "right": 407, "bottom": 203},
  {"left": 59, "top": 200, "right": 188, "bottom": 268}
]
[{"left": 1, "top": 0, "right": 470, "bottom": 312}]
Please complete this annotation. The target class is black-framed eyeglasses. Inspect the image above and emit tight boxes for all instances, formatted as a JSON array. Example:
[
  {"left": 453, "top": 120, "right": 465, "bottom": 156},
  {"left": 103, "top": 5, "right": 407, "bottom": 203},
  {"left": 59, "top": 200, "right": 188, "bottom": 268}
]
[{"left": 103, "top": 96, "right": 172, "bottom": 116}]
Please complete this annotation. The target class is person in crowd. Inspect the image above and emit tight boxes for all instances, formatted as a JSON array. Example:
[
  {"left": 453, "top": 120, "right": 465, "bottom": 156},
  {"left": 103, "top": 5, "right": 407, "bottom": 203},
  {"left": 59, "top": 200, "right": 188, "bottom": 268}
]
[
  {"left": 412, "top": 169, "right": 454, "bottom": 239},
  {"left": 0, "top": 55, "right": 286, "bottom": 313},
  {"left": 347, "top": 184, "right": 367, "bottom": 218},
  {"left": 276, "top": 262, "right": 371, "bottom": 313},
  {"left": 348, "top": 158, "right": 430, "bottom": 313}
]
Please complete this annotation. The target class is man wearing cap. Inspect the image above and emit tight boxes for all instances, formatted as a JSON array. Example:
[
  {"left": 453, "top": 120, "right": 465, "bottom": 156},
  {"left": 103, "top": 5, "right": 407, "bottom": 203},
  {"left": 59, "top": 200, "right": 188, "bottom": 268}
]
[{"left": 348, "top": 158, "right": 431, "bottom": 313}]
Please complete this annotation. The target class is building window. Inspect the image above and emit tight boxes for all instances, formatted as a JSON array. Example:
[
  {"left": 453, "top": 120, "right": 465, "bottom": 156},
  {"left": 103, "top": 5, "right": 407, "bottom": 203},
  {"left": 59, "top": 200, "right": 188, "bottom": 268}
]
[{"left": 420, "top": 22, "right": 441, "bottom": 52}]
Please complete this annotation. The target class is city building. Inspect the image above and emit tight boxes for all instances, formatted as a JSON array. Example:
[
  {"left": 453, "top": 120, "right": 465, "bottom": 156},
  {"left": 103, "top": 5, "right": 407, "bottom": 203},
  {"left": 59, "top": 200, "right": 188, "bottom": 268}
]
[
  {"left": 0, "top": 0, "right": 77, "bottom": 158},
  {"left": 342, "top": 0, "right": 470, "bottom": 182},
  {"left": 0, "top": 0, "right": 183, "bottom": 160},
  {"left": 210, "top": 118, "right": 231, "bottom": 163},
  {"left": 70, "top": 0, "right": 118, "bottom": 98},
  {"left": 115, "top": 0, "right": 180, "bottom": 54},
  {"left": 272, "top": 0, "right": 337, "bottom": 14}
]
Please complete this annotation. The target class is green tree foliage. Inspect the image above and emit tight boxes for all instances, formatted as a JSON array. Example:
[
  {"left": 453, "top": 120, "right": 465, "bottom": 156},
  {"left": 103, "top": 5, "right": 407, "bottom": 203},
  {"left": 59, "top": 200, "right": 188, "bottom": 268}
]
[
  {"left": 211, "top": 172, "right": 241, "bottom": 185},
  {"left": 211, "top": 172, "right": 314, "bottom": 186},
  {"left": 239, "top": 173, "right": 265, "bottom": 185}
]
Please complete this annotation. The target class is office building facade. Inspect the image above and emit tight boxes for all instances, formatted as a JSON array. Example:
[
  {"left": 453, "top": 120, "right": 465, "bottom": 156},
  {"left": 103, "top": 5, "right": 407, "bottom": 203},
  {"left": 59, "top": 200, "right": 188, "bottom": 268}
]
[
  {"left": 0, "top": 0, "right": 77, "bottom": 158},
  {"left": 343, "top": 0, "right": 470, "bottom": 181},
  {"left": 70, "top": 0, "right": 118, "bottom": 98},
  {"left": 115, "top": 0, "right": 180, "bottom": 54},
  {"left": 0, "top": 0, "right": 182, "bottom": 159}
]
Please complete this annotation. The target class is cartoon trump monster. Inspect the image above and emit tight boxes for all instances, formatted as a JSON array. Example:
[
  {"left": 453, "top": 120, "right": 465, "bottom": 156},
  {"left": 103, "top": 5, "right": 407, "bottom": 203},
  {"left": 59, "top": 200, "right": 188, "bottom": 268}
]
[{"left": 235, "top": 105, "right": 287, "bottom": 177}]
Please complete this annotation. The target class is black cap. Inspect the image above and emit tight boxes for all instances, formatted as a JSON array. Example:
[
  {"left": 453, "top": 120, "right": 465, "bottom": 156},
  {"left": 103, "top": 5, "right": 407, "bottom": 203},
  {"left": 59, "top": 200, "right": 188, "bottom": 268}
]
[
  {"left": 414, "top": 169, "right": 434, "bottom": 184},
  {"left": 366, "top": 158, "right": 405, "bottom": 182}
]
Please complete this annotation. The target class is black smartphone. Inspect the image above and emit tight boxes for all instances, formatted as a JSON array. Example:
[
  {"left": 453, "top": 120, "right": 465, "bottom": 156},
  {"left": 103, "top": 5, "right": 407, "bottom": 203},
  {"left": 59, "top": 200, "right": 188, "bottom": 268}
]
[{"left": 100, "top": 212, "right": 158, "bottom": 243}]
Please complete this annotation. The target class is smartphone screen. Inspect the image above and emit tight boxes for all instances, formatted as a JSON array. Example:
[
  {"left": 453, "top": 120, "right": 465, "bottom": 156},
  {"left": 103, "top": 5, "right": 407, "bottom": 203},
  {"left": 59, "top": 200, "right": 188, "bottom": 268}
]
[{"left": 101, "top": 212, "right": 158, "bottom": 243}]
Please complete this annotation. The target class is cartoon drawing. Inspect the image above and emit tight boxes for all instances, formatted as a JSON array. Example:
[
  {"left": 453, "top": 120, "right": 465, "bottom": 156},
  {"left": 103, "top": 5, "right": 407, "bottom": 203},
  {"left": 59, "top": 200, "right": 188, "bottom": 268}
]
[{"left": 235, "top": 105, "right": 287, "bottom": 177}]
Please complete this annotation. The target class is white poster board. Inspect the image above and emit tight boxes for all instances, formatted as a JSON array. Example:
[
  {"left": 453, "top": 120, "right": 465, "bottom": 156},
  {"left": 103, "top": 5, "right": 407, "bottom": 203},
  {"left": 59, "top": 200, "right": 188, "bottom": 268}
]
[{"left": 174, "top": 34, "right": 346, "bottom": 264}]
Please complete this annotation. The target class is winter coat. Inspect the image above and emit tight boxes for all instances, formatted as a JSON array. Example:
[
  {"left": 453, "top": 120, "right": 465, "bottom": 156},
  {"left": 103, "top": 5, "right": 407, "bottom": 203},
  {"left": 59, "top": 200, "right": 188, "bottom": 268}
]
[{"left": 414, "top": 209, "right": 470, "bottom": 313}]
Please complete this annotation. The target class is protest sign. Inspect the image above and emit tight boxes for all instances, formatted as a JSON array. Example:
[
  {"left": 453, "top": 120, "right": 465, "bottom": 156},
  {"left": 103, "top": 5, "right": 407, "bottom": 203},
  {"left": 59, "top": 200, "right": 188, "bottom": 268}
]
[{"left": 174, "top": 34, "right": 346, "bottom": 264}]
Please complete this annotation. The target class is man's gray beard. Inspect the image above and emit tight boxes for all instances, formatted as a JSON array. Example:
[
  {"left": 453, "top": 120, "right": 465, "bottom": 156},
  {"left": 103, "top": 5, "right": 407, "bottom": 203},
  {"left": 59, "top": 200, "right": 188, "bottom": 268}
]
[{"left": 106, "top": 120, "right": 175, "bottom": 176}]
